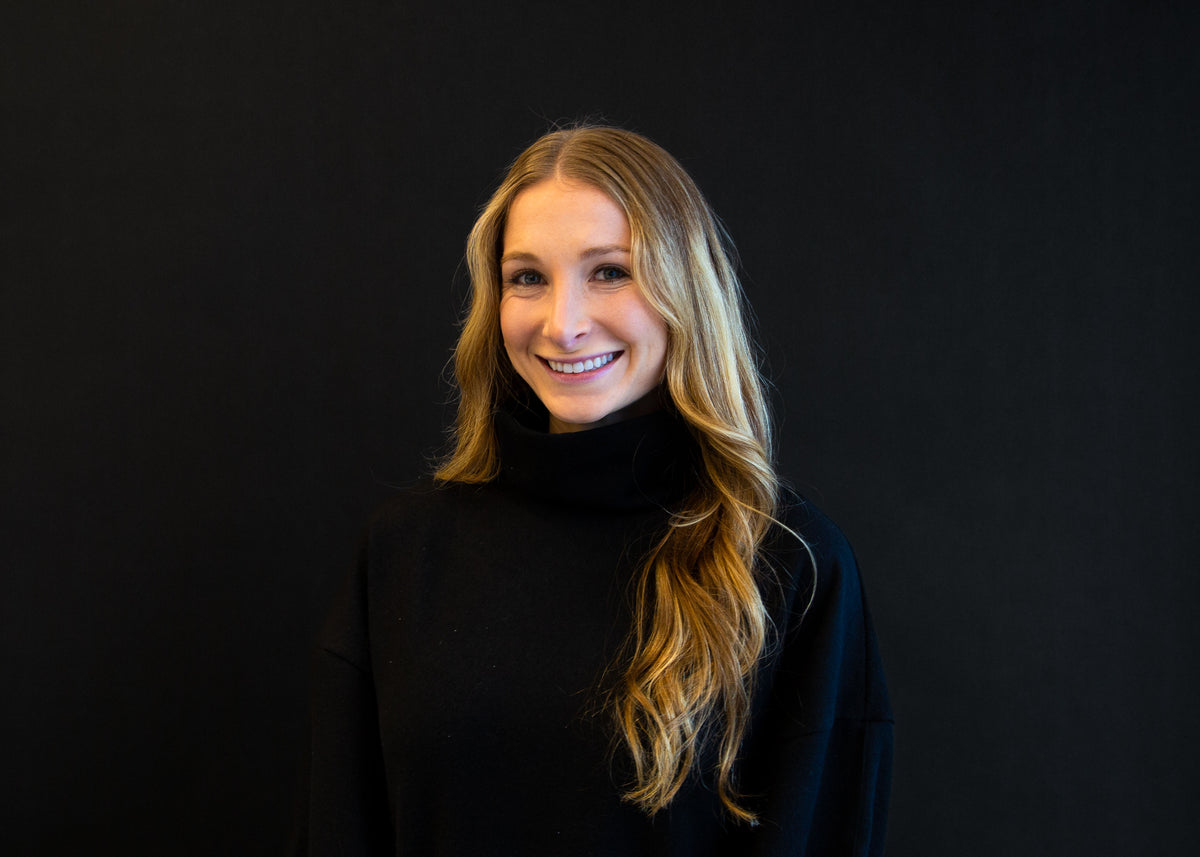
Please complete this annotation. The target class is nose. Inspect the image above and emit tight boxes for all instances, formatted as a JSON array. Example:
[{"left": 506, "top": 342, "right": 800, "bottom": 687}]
[{"left": 543, "top": 282, "right": 590, "bottom": 349}]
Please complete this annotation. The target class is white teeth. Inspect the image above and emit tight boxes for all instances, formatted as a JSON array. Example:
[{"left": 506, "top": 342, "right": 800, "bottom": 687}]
[{"left": 548, "top": 353, "right": 615, "bottom": 374}]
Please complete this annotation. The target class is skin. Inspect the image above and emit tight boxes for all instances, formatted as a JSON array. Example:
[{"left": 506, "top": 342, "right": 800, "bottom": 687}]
[{"left": 499, "top": 178, "right": 669, "bottom": 434}]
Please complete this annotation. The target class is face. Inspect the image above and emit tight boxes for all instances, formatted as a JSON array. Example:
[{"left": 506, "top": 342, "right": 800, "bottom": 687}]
[{"left": 499, "top": 178, "right": 669, "bottom": 434}]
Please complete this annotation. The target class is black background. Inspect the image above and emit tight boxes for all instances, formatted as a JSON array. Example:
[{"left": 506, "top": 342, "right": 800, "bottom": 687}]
[{"left": 3, "top": 1, "right": 1197, "bottom": 854}]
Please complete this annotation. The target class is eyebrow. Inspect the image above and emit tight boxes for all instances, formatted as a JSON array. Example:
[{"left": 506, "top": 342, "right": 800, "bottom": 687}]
[{"left": 500, "top": 245, "right": 631, "bottom": 265}]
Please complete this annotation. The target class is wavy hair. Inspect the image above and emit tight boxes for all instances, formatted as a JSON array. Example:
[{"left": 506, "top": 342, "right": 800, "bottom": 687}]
[{"left": 436, "top": 126, "right": 780, "bottom": 822}]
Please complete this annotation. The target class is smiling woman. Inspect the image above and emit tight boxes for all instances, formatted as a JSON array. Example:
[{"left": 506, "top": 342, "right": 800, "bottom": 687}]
[
  {"left": 293, "top": 126, "right": 893, "bottom": 856},
  {"left": 499, "top": 179, "right": 668, "bottom": 433}
]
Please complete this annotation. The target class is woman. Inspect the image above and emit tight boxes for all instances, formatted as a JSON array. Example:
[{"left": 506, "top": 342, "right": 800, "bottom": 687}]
[{"left": 295, "top": 126, "right": 892, "bottom": 855}]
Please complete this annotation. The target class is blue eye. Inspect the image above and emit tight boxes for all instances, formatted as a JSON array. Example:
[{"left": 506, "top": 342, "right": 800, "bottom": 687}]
[
  {"left": 596, "top": 266, "right": 629, "bottom": 281},
  {"left": 507, "top": 270, "right": 544, "bottom": 287}
]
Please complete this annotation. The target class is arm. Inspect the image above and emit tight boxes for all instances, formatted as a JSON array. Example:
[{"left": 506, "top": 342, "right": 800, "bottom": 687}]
[
  {"left": 732, "top": 499, "right": 893, "bottom": 856},
  {"left": 291, "top": 548, "right": 392, "bottom": 856}
]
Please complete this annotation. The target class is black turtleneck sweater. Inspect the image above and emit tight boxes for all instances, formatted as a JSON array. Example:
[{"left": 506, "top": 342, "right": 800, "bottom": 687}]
[{"left": 295, "top": 409, "right": 892, "bottom": 856}]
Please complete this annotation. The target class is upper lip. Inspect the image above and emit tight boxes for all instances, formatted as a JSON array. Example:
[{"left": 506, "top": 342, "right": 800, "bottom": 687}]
[{"left": 540, "top": 350, "right": 619, "bottom": 363}]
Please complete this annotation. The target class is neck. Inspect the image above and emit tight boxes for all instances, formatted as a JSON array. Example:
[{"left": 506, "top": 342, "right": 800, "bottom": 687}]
[{"left": 495, "top": 404, "right": 698, "bottom": 512}]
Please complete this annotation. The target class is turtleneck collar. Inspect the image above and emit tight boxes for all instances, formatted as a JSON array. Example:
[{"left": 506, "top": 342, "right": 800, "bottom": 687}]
[{"left": 493, "top": 403, "right": 698, "bottom": 513}]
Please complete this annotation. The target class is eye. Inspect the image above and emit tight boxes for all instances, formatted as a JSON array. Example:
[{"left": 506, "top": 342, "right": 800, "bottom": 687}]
[
  {"left": 505, "top": 269, "right": 545, "bottom": 288},
  {"left": 594, "top": 265, "right": 630, "bottom": 283}
]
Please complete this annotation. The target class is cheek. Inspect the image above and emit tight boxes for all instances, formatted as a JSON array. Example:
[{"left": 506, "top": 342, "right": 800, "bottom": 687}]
[
  {"left": 649, "top": 315, "right": 669, "bottom": 357},
  {"left": 647, "top": 322, "right": 670, "bottom": 381},
  {"left": 498, "top": 298, "right": 525, "bottom": 352},
  {"left": 623, "top": 299, "right": 669, "bottom": 365},
  {"left": 636, "top": 320, "right": 668, "bottom": 370}
]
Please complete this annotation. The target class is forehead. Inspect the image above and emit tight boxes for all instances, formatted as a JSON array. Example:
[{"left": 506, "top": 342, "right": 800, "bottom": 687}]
[{"left": 502, "top": 178, "right": 630, "bottom": 252}]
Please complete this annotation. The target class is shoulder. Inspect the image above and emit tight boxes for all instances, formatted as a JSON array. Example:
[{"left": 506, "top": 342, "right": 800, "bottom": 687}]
[
  {"left": 361, "top": 476, "right": 500, "bottom": 541},
  {"left": 764, "top": 487, "right": 863, "bottom": 606},
  {"left": 759, "top": 486, "right": 893, "bottom": 725},
  {"left": 367, "top": 476, "right": 474, "bottom": 523},
  {"left": 318, "top": 477, "right": 499, "bottom": 664},
  {"left": 778, "top": 488, "right": 858, "bottom": 567}
]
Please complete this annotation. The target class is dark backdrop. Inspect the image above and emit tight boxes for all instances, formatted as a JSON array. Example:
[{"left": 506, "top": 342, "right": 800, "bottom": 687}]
[{"left": 4, "top": 1, "right": 1196, "bottom": 854}]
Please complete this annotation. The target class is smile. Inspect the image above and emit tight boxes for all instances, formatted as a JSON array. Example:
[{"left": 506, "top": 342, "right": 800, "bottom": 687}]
[{"left": 544, "top": 352, "right": 618, "bottom": 374}]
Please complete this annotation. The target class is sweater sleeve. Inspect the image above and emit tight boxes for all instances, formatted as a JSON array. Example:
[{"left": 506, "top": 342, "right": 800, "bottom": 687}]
[
  {"left": 730, "top": 500, "right": 893, "bottom": 856},
  {"left": 291, "top": 545, "right": 392, "bottom": 856}
]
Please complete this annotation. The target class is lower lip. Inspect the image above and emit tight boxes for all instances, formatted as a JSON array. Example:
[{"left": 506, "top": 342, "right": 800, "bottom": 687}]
[{"left": 540, "top": 353, "right": 621, "bottom": 383}]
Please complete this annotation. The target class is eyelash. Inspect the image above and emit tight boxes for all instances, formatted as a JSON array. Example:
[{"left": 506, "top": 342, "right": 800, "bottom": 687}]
[
  {"left": 505, "top": 270, "right": 544, "bottom": 287},
  {"left": 504, "top": 265, "right": 631, "bottom": 288},
  {"left": 594, "top": 265, "right": 631, "bottom": 282}
]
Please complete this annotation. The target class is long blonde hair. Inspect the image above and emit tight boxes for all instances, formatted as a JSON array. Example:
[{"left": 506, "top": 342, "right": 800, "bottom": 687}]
[{"left": 437, "top": 126, "right": 779, "bottom": 822}]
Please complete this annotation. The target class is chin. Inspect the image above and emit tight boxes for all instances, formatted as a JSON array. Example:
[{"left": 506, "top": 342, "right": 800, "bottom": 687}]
[{"left": 543, "top": 399, "right": 619, "bottom": 430}]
